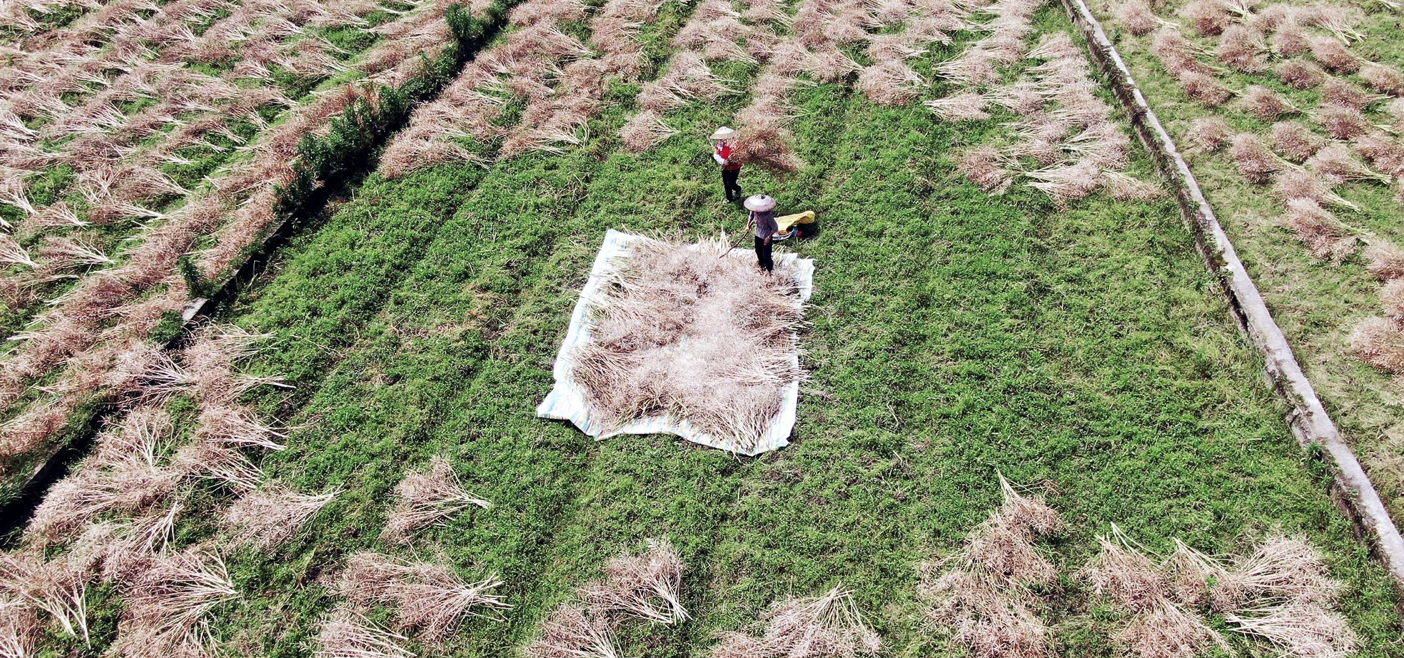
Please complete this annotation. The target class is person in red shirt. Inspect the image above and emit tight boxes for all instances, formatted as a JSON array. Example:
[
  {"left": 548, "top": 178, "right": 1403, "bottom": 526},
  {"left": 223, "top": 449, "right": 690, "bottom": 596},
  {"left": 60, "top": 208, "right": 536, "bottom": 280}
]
[{"left": 711, "top": 126, "right": 743, "bottom": 201}]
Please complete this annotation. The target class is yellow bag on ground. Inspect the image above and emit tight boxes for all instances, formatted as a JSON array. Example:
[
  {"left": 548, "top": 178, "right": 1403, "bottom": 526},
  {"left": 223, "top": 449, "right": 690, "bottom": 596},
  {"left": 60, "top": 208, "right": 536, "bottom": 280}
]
[{"left": 776, "top": 210, "right": 815, "bottom": 233}]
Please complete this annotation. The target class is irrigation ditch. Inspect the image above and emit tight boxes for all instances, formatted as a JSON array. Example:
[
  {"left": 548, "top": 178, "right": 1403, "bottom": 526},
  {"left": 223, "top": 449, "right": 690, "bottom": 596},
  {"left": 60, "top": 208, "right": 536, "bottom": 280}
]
[
  {"left": 0, "top": 1, "right": 517, "bottom": 544},
  {"left": 1056, "top": 0, "right": 1404, "bottom": 596}
]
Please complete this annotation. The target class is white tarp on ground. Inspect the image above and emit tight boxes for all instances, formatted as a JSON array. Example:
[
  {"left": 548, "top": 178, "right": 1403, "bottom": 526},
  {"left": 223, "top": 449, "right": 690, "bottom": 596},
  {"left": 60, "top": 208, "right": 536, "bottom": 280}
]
[{"left": 536, "top": 229, "right": 815, "bottom": 455}]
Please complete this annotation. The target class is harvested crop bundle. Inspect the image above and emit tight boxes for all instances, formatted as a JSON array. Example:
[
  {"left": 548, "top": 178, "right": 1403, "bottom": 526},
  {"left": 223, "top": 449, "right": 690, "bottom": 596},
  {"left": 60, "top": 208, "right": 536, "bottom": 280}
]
[
  {"left": 223, "top": 485, "right": 335, "bottom": 549},
  {"left": 1180, "top": 0, "right": 1229, "bottom": 36},
  {"left": 1185, "top": 116, "right": 1231, "bottom": 151},
  {"left": 1115, "top": 600, "right": 1230, "bottom": 658},
  {"left": 541, "top": 232, "right": 811, "bottom": 454},
  {"left": 1272, "top": 170, "right": 1352, "bottom": 210},
  {"left": 620, "top": 111, "right": 678, "bottom": 152},
  {"left": 1307, "top": 144, "right": 1388, "bottom": 184},
  {"left": 527, "top": 603, "right": 620, "bottom": 658},
  {"left": 1218, "top": 25, "right": 1266, "bottom": 73},
  {"left": 1209, "top": 534, "right": 1343, "bottom": 610},
  {"left": 1177, "top": 70, "right": 1231, "bottom": 106},
  {"left": 1026, "top": 160, "right": 1102, "bottom": 208},
  {"left": 918, "top": 476, "right": 1061, "bottom": 658},
  {"left": 1321, "top": 78, "right": 1378, "bottom": 110},
  {"left": 711, "top": 585, "right": 881, "bottom": 658},
  {"left": 336, "top": 552, "right": 508, "bottom": 643},
  {"left": 1283, "top": 198, "right": 1355, "bottom": 261},
  {"left": 1276, "top": 59, "right": 1325, "bottom": 89},
  {"left": 1225, "top": 603, "right": 1356, "bottom": 658},
  {"left": 1102, "top": 172, "right": 1163, "bottom": 200},
  {"left": 315, "top": 607, "right": 413, "bottom": 658},
  {"left": 1365, "top": 241, "right": 1404, "bottom": 279},
  {"left": 582, "top": 539, "right": 688, "bottom": 624},
  {"left": 1315, "top": 104, "right": 1369, "bottom": 141},
  {"left": 1361, "top": 63, "right": 1404, "bottom": 96},
  {"left": 926, "top": 92, "right": 989, "bottom": 122},
  {"left": 1229, "top": 133, "right": 1280, "bottom": 183},
  {"left": 112, "top": 547, "right": 237, "bottom": 656},
  {"left": 734, "top": 122, "right": 806, "bottom": 173},
  {"left": 1269, "top": 122, "right": 1323, "bottom": 162},
  {"left": 1352, "top": 316, "right": 1404, "bottom": 371},
  {"left": 1081, "top": 528, "right": 1230, "bottom": 658},
  {"left": 1240, "top": 85, "right": 1296, "bottom": 120},
  {"left": 1081, "top": 528, "right": 1167, "bottom": 613},
  {"left": 1116, "top": 0, "right": 1159, "bottom": 35},
  {"left": 1308, "top": 36, "right": 1358, "bottom": 73},
  {"left": 380, "top": 456, "right": 490, "bottom": 543},
  {"left": 1152, "top": 28, "right": 1201, "bottom": 75},
  {"left": 1351, "top": 132, "right": 1404, "bottom": 177},
  {"left": 858, "top": 60, "right": 923, "bottom": 106},
  {"left": 958, "top": 147, "right": 1014, "bottom": 193},
  {"left": 0, "top": 551, "right": 91, "bottom": 645}
]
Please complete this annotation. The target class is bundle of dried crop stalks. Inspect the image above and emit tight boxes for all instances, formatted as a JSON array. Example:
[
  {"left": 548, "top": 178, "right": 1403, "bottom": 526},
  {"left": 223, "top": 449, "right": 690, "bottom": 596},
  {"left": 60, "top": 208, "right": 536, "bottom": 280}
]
[
  {"left": 337, "top": 552, "right": 509, "bottom": 644},
  {"left": 711, "top": 585, "right": 881, "bottom": 658},
  {"left": 567, "top": 236, "right": 806, "bottom": 451},
  {"left": 951, "top": 32, "right": 1158, "bottom": 206},
  {"left": 1079, "top": 525, "right": 1229, "bottom": 658},
  {"left": 380, "top": 455, "right": 491, "bottom": 543},
  {"left": 527, "top": 539, "right": 688, "bottom": 658},
  {"left": 918, "top": 475, "right": 1061, "bottom": 658},
  {"left": 222, "top": 485, "right": 336, "bottom": 550},
  {"left": 315, "top": 606, "right": 416, "bottom": 658},
  {"left": 0, "top": 28, "right": 441, "bottom": 467}
]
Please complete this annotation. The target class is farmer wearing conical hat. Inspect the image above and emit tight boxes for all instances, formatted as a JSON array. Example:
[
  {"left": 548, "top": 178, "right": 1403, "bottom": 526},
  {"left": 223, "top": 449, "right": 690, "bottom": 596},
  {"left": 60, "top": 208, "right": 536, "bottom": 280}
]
[
  {"left": 745, "top": 194, "right": 778, "bottom": 273},
  {"left": 711, "top": 126, "right": 743, "bottom": 201}
]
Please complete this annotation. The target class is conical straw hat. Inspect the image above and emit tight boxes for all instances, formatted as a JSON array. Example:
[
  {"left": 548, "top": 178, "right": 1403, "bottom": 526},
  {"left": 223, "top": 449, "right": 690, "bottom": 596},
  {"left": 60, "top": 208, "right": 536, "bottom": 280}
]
[
  {"left": 710, "top": 126, "right": 737, "bottom": 140},
  {"left": 744, "top": 194, "right": 776, "bottom": 212}
]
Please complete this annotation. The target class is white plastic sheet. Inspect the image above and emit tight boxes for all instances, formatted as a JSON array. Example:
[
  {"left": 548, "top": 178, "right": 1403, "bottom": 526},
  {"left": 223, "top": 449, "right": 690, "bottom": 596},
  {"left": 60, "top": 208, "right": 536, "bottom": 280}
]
[{"left": 536, "top": 229, "right": 814, "bottom": 455}]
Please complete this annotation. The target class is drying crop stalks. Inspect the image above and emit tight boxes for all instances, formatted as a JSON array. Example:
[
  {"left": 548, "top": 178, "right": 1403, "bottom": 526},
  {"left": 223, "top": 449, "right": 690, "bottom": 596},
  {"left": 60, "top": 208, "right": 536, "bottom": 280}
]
[
  {"left": 222, "top": 485, "right": 337, "bottom": 550},
  {"left": 1128, "top": 0, "right": 1404, "bottom": 384},
  {"left": 581, "top": 539, "right": 689, "bottom": 624},
  {"left": 0, "top": 551, "right": 91, "bottom": 647},
  {"left": 527, "top": 603, "right": 621, "bottom": 658},
  {"left": 620, "top": 110, "right": 680, "bottom": 151},
  {"left": 624, "top": 0, "right": 820, "bottom": 160},
  {"left": 565, "top": 236, "right": 806, "bottom": 451},
  {"left": 380, "top": 455, "right": 491, "bottom": 543},
  {"left": 709, "top": 585, "right": 881, "bottom": 658},
  {"left": 315, "top": 607, "right": 416, "bottom": 658},
  {"left": 381, "top": 0, "right": 605, "bottom": 175},
  {"left": 0, "top": 3, "right": 459, "bottom": 475},
  {"left": 336, "top": 552, "right": 509, "bottom": 644},
  {"left": 857, "top": 0, "right": 970, "bottom": 106},
  {"left": 1080, "top": 526, "right": 1355, "bottom": 658},
  {"left": 1080, "top": 526, "right": 1228, "bottom": 658},
  {"left": 0, "top": 322, "right": 291, "bottom": 655},
  {"left": 25, "top": 406, "right": 177, "bottom": 546},
  {"left": 109, "top": 547, "right": 238, "bottom": 657},
  {"left": 950, "top": 31, "right": 1159, "bottom": 207},
  {"left": 528, "top": 539, "right": 688, "bottom": 658},
  {"left": 501, "top": 0, "right": 667, "bottom": 158},
  {"left": 918, "top": 475, "right": 1061, "bottom": 658}
]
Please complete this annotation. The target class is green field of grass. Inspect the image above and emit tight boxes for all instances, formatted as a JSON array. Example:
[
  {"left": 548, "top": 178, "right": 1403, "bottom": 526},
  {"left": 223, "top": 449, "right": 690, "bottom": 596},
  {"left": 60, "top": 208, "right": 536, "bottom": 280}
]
[{"left": 9, "top": 0, "right": 1404, "bottom": 656}]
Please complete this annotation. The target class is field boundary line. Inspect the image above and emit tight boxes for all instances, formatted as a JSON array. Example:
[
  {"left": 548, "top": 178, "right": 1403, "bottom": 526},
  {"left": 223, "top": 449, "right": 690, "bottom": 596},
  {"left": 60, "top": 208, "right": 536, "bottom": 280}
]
[{"left": 1056, "top": 0, "right": 1404, "bottom": 592}]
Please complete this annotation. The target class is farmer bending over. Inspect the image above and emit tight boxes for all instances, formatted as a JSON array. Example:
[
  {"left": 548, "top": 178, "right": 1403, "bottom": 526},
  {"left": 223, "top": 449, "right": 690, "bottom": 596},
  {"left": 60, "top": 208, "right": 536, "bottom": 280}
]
[
  {"left": 745, "top": 194, "right": 777, "bottom": 273},
  {"left": 711, "top": 126, "right": 743, "bottom": 201}
]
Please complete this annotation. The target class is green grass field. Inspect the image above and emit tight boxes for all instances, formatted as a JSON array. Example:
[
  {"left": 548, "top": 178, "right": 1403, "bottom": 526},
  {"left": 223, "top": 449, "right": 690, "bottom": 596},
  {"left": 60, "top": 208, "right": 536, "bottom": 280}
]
[{"left": 12, "top": 0, "right": 1404, "bottom": 656}]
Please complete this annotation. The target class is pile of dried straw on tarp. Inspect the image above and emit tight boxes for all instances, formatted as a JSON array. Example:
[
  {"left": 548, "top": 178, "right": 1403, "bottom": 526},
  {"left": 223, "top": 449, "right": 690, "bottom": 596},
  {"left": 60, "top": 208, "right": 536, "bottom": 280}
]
[{"left": 558, "top": 234, "right": 808, "bottom": 453}]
